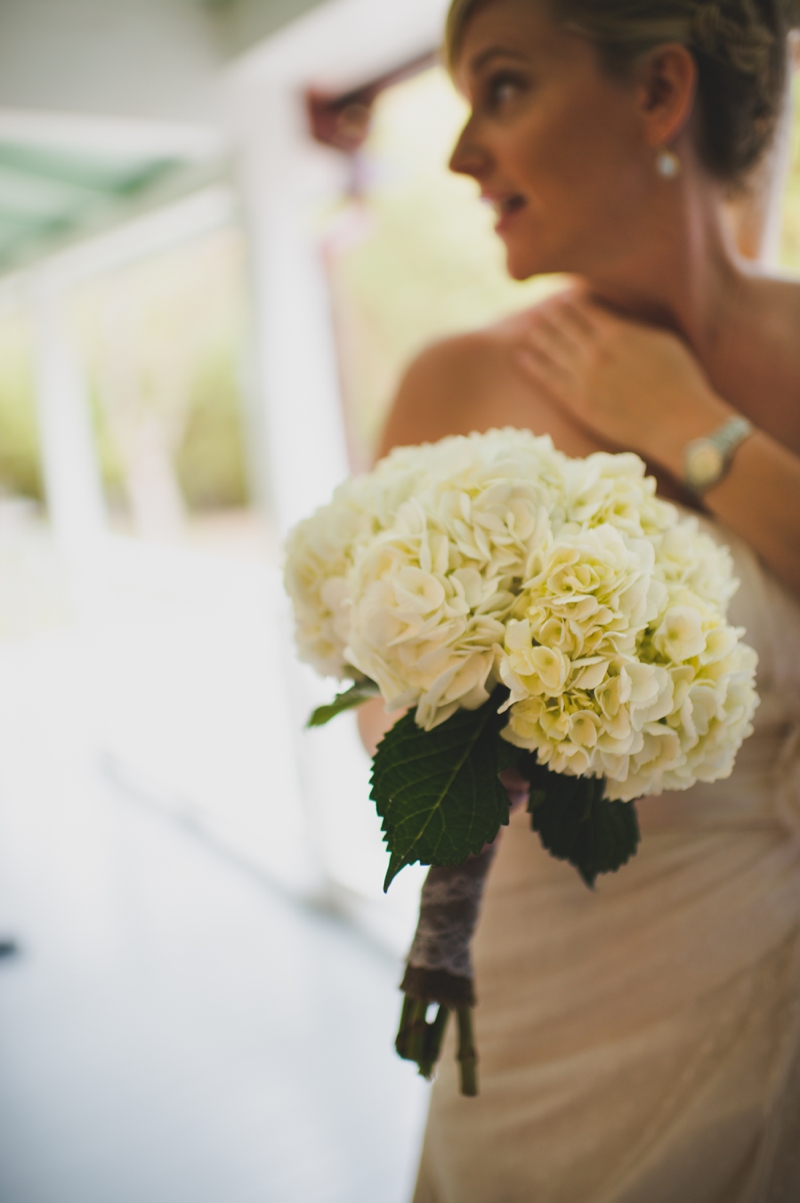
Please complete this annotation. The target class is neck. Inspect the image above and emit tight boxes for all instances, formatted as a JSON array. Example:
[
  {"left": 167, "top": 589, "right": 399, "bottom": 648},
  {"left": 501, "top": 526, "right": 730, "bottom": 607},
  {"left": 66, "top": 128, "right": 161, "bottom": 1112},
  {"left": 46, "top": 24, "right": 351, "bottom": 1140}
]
[{"left": 581, "top": 168, "right": 750, "bottom": 359}]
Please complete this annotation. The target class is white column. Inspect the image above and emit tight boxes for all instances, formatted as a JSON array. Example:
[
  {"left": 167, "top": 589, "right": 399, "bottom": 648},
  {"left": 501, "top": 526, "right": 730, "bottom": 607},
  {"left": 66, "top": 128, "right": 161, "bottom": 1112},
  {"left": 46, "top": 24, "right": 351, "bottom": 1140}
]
[
  {"left": 234, "top": 85, "right": 350, "bottom": 536},
  {"left": 229, "top": 77, "right": 402, "bottom": 919},
  {"left": 29, "top": 272, "right": 107, "bottom": 571}
]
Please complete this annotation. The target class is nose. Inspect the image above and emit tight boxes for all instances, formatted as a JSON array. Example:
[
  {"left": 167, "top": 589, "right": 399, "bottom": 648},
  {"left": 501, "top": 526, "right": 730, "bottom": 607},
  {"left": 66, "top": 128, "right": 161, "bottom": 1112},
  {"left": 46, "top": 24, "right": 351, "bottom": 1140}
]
[{"left": 448, "top": 117, "right": 490, "bottom": 180}]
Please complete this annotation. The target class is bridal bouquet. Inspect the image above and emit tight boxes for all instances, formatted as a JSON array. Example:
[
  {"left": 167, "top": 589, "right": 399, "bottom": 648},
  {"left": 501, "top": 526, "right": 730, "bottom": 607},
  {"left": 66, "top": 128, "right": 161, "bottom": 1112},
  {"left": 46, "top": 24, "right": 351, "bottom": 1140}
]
[{"left": 284, "top": 429, "right": 758, "bottom": 1093}]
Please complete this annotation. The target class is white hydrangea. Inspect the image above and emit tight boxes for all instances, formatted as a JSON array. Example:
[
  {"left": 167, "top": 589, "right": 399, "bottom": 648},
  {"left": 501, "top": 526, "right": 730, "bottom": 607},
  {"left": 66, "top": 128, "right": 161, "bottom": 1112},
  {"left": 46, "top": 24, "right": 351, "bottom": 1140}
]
[
  {"left": 284, "top": 428, "right": 561, "bottom": 681},
  {"left": 500, "top": 523, "right": 674, "bottom": 779},
  {"left": 617, "top": 581, "right": 759, "bottom": 799},
  {"left": 283, "top": 478, "right": 375, "bottom": 679},
  {"left": 652, "top": 516, "right": 739, "bottom": 611},
  {"left": 345, "top": 431, "right": 566, "bottom": 728},
  {"left": 285, "top": 428, "right": 758, "bottom": 799},
  {"left": 501, "top": 516, "right": 758, "bottom": 800},
  {"left": 563, "top": 450, "right": 677, "bottom": 539}
]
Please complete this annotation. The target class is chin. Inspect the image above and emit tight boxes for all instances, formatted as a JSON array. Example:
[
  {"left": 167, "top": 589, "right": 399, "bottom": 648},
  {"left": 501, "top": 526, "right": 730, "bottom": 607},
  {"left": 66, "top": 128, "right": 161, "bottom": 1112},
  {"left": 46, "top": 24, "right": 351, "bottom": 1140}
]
[
  {"left": 506, "top": 257, "right": 539, "bottom": 281},
  {"left": 504, "top": 246, "right": 551, "bottom": 281},
  {"left": 501, "top": 230, "right": 559, "bottom": 281},
  {"left": 503, "top": 229, "right": 584, "bottom": 280}
]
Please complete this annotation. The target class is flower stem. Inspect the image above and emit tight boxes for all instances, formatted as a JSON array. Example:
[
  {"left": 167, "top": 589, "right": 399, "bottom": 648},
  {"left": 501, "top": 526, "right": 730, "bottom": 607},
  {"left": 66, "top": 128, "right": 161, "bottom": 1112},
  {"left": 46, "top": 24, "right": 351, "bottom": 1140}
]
[
  {"left": 395, "top": 995, "right": 451, "bottom": 1081},
  {"left": 395, "top": 996, "right": 480, "bottom": 1094},
  {"left": 418, "top": 1002, "right": 450, "bottom": 1079},
  {"left": 456, "top": 1007, "right": 478, "bottom": 1096}
]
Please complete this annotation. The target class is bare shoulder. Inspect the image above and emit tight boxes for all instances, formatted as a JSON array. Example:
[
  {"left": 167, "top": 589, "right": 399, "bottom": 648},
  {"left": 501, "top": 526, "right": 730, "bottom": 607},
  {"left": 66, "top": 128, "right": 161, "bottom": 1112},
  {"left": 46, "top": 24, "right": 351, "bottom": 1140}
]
[
  {"left": 377, "top": 328, "right": 520, "bottom": 457},
  {"left": 377, "top": 303, "right": 603, "bottom": 460}
]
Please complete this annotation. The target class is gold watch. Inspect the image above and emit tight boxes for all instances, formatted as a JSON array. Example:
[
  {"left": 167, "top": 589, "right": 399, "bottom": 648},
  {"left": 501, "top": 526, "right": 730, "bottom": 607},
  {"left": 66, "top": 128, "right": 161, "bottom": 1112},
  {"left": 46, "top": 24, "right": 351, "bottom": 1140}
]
[{"left": 683, "top": 416, "right": 753, "bottom": 496}]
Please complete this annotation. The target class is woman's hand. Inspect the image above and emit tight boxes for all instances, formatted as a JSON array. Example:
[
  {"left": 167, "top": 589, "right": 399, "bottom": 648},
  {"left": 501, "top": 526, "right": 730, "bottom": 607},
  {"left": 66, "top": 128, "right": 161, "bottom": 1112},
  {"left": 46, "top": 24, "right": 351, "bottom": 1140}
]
[
  {"left": 514, "top": 289, "right": 800, "bottom": 598},
  {"left": 514, "top": 291, "right": 732, "bottom": 477}
]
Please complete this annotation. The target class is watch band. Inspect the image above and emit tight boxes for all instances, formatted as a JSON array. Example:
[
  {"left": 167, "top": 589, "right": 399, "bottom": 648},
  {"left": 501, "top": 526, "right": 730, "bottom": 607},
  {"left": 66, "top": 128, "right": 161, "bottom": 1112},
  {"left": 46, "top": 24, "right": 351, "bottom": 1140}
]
[{"left": 683, "top": 415, "right": 753, "bottom": 495}]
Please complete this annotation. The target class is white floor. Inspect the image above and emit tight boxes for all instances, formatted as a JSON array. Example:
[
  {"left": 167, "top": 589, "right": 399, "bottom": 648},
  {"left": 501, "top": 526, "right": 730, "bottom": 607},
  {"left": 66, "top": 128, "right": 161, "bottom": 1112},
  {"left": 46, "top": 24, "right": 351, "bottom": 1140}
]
[{"left": 0, "top": 516, "right": 429, "bottom": 1203}]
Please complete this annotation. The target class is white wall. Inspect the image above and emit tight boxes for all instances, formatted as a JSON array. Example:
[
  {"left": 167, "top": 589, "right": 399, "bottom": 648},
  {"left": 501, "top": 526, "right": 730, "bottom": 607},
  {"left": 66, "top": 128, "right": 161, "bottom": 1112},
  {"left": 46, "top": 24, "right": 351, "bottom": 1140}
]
[{"left": 0, "top": 0, "right": 223, "bottom": 126}]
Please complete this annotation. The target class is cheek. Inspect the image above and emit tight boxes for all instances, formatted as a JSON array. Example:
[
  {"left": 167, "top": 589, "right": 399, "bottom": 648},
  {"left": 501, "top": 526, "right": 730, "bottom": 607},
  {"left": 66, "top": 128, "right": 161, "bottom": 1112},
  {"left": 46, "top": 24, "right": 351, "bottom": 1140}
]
[{"left": 519, "top": 91, "right": 644, "bottom": 216}]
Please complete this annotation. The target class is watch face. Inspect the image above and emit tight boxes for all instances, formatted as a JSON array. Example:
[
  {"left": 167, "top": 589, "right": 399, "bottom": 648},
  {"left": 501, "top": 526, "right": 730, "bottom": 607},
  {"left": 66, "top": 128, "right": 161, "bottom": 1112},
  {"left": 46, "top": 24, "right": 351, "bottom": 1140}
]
[{"left": 686, "top": 440, "right": 723, "bottom": 489}]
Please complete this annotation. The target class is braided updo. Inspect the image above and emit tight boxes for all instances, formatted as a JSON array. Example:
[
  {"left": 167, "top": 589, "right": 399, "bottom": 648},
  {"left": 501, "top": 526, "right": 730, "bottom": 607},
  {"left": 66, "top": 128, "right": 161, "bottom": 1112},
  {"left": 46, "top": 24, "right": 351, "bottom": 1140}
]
[{"left": 445, "top": 0, "right": 799, "bottom": 183}]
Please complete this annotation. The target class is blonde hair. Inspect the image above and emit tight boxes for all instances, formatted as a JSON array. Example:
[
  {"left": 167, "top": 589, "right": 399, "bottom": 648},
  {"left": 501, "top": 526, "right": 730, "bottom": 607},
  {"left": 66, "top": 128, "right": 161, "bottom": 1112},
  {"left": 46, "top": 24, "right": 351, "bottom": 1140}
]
[{"left": 444, "top": 0, "right": 797, "bottom": 180}]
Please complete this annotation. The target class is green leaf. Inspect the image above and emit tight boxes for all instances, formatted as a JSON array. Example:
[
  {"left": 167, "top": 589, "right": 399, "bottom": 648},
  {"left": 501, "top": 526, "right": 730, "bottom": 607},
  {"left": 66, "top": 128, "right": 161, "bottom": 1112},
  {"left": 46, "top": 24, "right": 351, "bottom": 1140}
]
[
  {"left": 496, "top": 739, "right": 526, "bottom": 774},
  {"left": 371, "top": 692, "right": 511, "bottom": 891},
  {"left": 306, "top": 680, "right": 380, "bottom": 728},
  {"left": 514, "top": 752, "right": 640, "bottom": 888}
]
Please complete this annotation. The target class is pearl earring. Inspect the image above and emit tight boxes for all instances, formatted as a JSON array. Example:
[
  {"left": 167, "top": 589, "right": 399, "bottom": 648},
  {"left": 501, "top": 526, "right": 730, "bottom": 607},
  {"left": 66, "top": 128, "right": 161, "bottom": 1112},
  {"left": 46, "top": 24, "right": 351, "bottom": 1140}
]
[{"left": 656, "top": 148, "right": 681, "bottom": 179}]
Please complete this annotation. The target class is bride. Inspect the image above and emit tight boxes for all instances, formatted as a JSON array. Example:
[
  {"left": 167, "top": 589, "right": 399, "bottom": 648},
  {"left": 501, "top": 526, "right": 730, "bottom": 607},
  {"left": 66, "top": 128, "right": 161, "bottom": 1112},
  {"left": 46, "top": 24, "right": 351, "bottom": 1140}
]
[{"left": 359, "top": 0, "right": 800, "bottom": 1198}]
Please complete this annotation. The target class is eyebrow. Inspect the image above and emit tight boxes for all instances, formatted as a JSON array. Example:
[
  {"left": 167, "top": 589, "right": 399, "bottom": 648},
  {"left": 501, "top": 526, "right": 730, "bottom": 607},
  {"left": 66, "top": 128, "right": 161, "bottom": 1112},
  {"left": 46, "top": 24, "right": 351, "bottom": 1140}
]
[{"left": 468, "top": 45, "right": 530, "bottom": 73}]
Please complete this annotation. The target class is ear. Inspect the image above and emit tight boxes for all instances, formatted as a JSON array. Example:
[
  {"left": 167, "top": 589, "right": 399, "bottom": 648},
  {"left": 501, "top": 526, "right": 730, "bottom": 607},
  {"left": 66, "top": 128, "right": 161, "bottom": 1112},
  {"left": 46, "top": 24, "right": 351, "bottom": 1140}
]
[{"left": 636, "top": 43, "right": 698, "bottom": 147}]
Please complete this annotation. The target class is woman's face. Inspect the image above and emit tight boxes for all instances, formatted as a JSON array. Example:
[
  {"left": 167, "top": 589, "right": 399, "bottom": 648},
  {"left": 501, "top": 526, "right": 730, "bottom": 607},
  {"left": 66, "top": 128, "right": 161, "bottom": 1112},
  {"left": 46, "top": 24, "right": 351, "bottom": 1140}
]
[{"left": 450, "top": 0, "right": 659, "bottom": 280}]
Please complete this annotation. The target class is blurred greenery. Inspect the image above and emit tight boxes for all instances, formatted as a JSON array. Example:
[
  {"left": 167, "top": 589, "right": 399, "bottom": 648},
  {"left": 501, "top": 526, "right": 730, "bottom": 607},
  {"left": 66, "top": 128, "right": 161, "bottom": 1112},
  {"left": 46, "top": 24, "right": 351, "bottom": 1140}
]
[
  {"left": 83, "top": 321, "right": 249, "bottom": 519},
  {"left": 0, "top": 315, "right": 42, "bottom": 502},
  {"left": 0, "top": 231, "right": 249, "bottom": 524},
  {"left": 72, "top": 227, "right": 250, "bottom": 533},
  {"left": 85, "top": 353, "right": 250, "bottom": 517},
  {"left": 175, "top": 340, "right": 248, "bottom": 510}
]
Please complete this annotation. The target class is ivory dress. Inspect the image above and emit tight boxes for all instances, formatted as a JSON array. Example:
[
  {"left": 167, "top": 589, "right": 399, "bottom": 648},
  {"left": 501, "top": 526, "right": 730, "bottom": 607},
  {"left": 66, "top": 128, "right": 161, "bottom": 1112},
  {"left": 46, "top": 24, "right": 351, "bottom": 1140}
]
[{"left": 413, "top": 517, "right": 800, "bottom": 1203}]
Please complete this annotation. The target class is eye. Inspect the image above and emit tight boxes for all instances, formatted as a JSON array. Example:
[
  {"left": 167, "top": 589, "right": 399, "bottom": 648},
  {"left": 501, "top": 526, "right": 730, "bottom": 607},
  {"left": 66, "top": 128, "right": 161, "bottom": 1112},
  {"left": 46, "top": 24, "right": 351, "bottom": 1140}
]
[{"left": 486, "top": 71, "right": 526, "bottom": 111}]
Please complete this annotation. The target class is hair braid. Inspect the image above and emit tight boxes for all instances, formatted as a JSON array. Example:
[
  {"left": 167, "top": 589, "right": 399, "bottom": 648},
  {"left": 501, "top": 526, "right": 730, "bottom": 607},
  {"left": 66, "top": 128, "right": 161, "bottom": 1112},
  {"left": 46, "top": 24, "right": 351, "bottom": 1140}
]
[{"left": 692, "top": 0, "right": 774, "bottom": 73}]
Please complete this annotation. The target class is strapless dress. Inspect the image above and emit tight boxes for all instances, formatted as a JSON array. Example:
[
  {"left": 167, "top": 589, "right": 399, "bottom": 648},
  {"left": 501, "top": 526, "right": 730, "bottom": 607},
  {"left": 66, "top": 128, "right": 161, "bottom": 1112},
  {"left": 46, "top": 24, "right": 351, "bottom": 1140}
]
[{"left": 413, "top": 515, "right": 800, "bottom": 1202}]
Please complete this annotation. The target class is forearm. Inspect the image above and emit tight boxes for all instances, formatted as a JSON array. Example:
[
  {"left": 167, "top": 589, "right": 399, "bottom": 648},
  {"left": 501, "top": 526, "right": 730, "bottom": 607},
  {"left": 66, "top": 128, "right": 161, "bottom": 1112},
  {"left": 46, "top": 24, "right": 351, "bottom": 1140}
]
[
  {"left": 651, "top": 407, "right": 800, "bottom": 598},
  {"left": 702, "top": 430, "right": 800, "bottom": 597}
]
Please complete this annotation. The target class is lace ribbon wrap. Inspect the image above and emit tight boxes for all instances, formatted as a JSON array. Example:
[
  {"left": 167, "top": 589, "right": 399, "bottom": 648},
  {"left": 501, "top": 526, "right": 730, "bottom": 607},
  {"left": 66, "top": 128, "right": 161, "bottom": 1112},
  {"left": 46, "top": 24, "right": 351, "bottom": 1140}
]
[{"left": 400, "top": 842, "right": 498, "bottom": 1009}]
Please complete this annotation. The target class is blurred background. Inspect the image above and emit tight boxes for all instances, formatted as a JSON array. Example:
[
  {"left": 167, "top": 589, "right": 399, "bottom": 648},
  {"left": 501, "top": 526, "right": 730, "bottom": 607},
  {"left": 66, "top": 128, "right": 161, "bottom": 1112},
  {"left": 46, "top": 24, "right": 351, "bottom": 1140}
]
[{"left": 0, "top": 2, "right": 799, "bottom": 1201}]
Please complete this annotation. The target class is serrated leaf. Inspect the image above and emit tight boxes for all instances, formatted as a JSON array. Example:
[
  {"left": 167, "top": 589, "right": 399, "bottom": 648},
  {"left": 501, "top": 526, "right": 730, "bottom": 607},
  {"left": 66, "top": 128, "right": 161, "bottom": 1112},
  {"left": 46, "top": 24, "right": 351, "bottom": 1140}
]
[
  {"left": 496, "top": 739, "right": 526, "bottom": 774},
  {"left": 371, "top": 693, "right": 511, "bottom": 891},
  {"left": 307, "top": 680, "right": 379, "bottom": 728},
  {"left": 515, "top": 755, "right": 640, "bottom": 887}
]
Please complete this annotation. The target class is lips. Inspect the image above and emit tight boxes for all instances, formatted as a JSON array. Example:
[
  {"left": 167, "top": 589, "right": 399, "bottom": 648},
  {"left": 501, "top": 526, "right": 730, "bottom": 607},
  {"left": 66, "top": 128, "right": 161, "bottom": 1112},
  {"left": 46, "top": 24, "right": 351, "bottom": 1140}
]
[
  {"left": 498, "top": 194, "right": 526, "bottom": 216},
  {"left": 481, "top": 191, "right": 527, "bottom": 230}
]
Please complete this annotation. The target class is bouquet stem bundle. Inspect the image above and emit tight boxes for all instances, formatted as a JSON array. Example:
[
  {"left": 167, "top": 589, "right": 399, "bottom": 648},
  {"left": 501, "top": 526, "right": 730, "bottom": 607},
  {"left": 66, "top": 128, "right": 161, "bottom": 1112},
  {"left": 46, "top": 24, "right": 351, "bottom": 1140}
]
[{"left": 395, "top": 842, "right": 496, "bottom": 1092}]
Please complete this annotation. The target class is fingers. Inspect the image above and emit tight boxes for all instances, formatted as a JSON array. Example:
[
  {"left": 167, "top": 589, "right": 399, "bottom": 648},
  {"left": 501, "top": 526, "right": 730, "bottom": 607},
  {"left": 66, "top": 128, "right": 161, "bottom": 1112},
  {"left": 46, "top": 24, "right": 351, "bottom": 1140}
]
[
  {"left": 520, "top": 292, "right": 601, "bottom": 367},
  {"left": 514, "top": 290, "right": 623, "bottom": 433},
  {"left": 518, "top": 324, "right": 590, "bottom": 414},
  {"left": 525, "top": 309, "right": 581, "bottom": 371},
  {"left": 514, "top": 293, "right": 593, "bottom": 406},
  {"left": 548, "top": 292, "right": 600, "bottom": 341},
  {"left": 515, "top": 340, "right": 570, "bottom": 393},
  {"left": 534, "top": 292, "right": 668, "bottom": 374}
]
